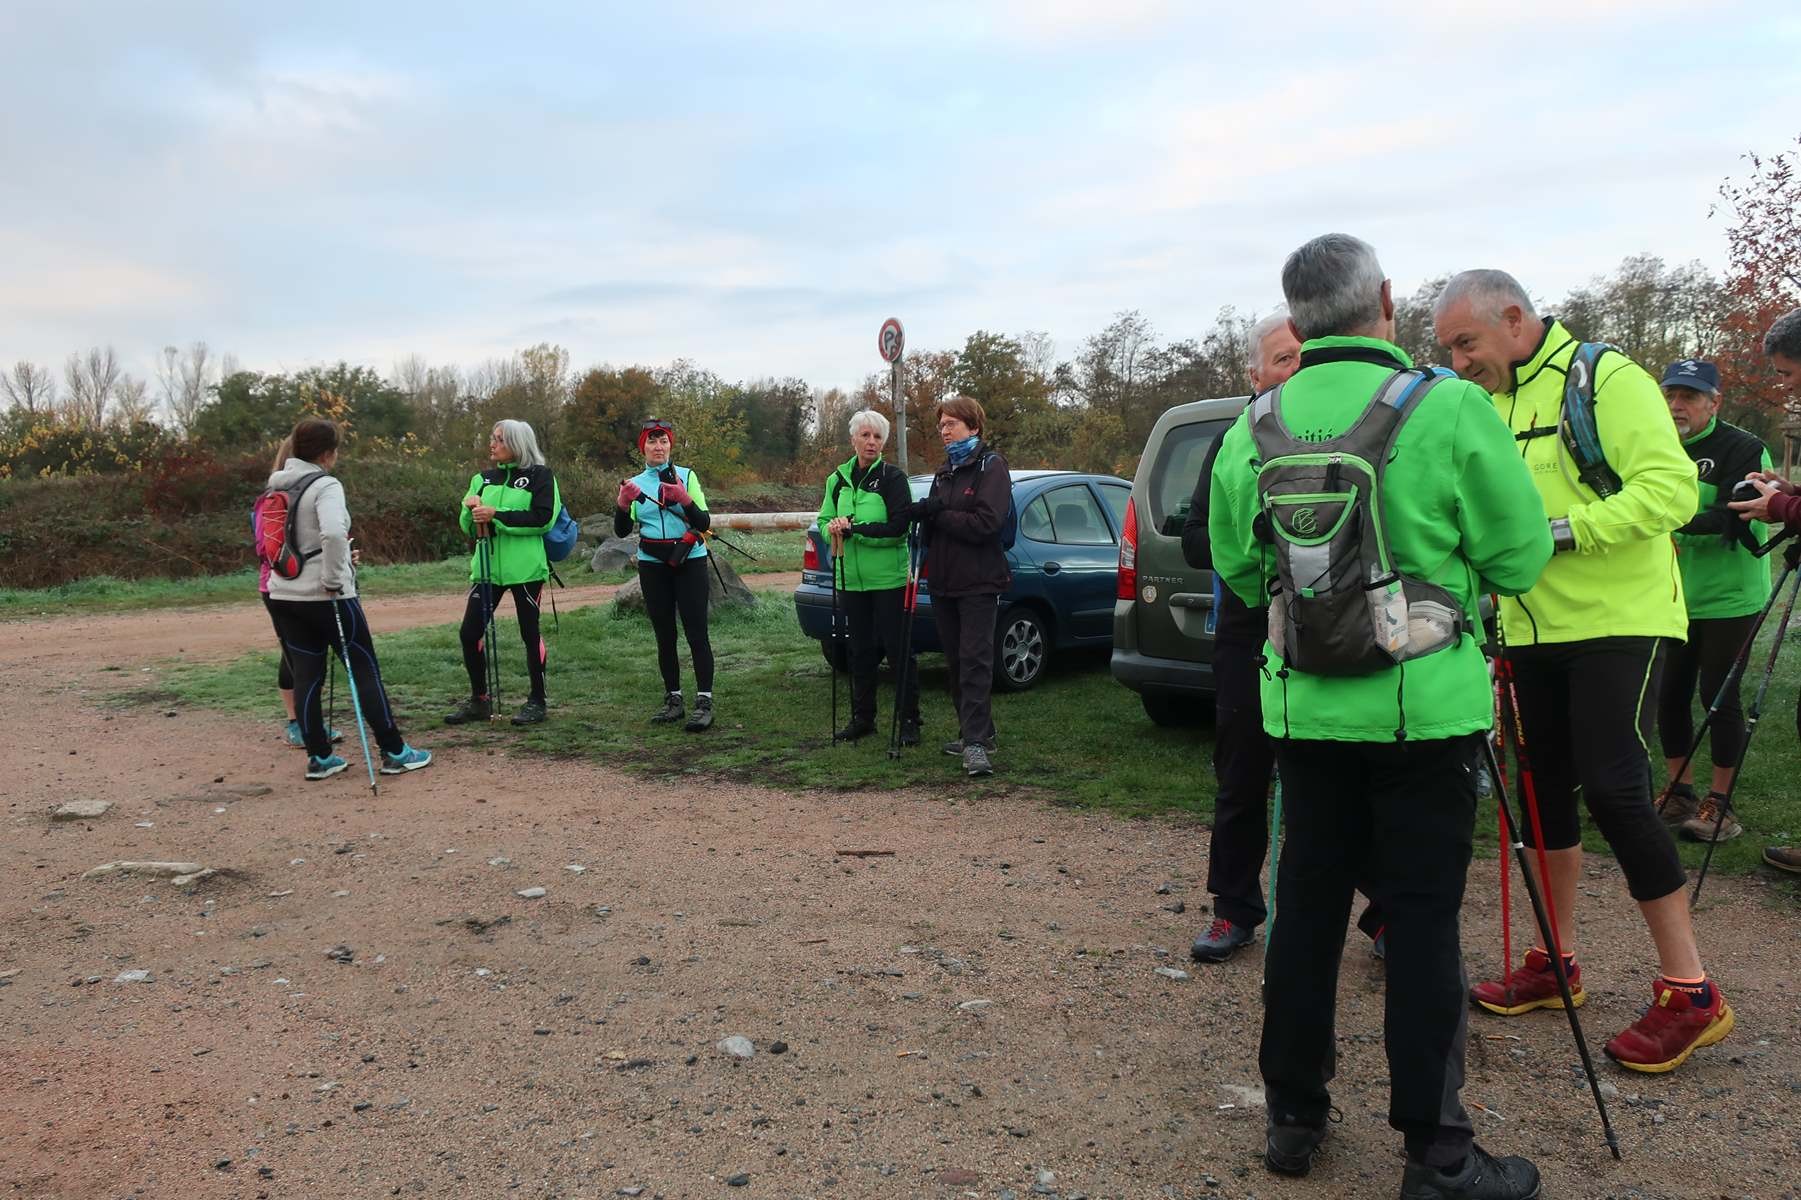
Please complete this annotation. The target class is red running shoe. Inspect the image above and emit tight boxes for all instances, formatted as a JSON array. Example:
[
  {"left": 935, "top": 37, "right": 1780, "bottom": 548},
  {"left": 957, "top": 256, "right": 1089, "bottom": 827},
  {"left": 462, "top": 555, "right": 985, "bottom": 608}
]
[
  {"left": 1469, "top": 947, "right": 1586, "bottom": 1016},
  {"left": 1605, "top": 981, "right": 1734, "bottom": 1074}
]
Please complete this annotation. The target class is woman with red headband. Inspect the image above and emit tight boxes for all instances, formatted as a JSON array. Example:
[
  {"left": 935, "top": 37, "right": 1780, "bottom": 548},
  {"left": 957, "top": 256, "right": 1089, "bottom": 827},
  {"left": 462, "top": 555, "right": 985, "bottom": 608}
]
[{"left": 614, "top": 417, "right": 716, "bottom": 732}]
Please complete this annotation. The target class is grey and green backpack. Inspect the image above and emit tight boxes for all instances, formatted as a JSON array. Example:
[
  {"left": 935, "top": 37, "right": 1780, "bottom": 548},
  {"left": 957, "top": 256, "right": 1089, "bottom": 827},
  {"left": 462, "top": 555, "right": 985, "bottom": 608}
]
[{"left": 1248, "top": 366, "right": 1468, "bottom": 677}]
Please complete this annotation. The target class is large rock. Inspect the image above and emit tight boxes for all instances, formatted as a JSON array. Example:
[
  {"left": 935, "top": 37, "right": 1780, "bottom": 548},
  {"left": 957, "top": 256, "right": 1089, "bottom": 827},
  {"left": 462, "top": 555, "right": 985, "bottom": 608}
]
[
  {"left": 588, "top": 536, "right": 638, "bottom": 575},
  {"left": 52, "top": 800, "right": 113, "bottom": 821},
  {"left": 613, "top": 554, "right": 755, "bottom": 618}
]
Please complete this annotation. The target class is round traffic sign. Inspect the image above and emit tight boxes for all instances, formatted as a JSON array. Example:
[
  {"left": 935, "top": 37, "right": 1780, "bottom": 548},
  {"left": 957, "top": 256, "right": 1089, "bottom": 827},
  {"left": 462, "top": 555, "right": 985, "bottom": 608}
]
[{"left": 878, "top": 318, "right": 905, "bottom": 364}]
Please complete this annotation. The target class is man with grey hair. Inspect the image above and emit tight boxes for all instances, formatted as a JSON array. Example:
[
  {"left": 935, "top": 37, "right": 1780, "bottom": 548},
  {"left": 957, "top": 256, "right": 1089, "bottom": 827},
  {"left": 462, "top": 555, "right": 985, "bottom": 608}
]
[
  {"left": 1211, "top": 234, "right": 1549, "bottom": 1197},
  {"left": 1181, "top": 307, "right": 1300, "bottom": 963},
  {"left": 1435, "top": 270, "right": 1735, "bottom": 1078}
]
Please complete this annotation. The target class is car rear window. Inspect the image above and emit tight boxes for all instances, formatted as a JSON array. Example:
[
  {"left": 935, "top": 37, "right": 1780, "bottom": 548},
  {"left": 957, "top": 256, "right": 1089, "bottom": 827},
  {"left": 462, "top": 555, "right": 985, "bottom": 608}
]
[{"left": 1148, "top": 418, "right": 1232, "bottom": 536}]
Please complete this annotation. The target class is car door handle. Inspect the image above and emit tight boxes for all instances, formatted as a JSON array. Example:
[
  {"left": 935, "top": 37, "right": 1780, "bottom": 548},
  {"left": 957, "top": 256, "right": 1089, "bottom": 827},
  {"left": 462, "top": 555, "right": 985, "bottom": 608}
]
[
  {"left": 1042, "top": 561, "right": 1062, "bottom": 575},
  {"left": 1168, "top": 592, "right": 1214, "bottom": 609}
]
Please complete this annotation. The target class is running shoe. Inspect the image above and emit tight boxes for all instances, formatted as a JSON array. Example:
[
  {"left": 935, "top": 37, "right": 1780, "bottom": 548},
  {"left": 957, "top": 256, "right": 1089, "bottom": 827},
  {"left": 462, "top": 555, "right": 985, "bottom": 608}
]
[
  {"left": 1469, "top": 947, "right": 1585, "bottom": 1016},
  {"left": 305, "top": 754, "right": 348, "bottom": 781},
  {"left": 1604, "top": 979, "right": 1733, "bottom": 1073},
  {"left": 379, "top": 745, "right": 432, "bottom": 774}
]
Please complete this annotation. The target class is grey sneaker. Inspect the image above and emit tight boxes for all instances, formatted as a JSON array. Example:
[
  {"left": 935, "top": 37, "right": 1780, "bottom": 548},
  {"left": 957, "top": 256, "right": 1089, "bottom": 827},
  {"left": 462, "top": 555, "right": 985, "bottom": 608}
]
[
  {"left": 942, "top": 738, "right": 965, "bottom": 756},
  {"left": 1398, "top": 1144, "right": 1540, "bottom": 1199},
  {"left": 650, "top": 693, "right": 684, "bottom": 724},
  {"left": 962, "top": 743, "right": 993, "bottom": 776},
  {"left": 510, "top": 699, "right": 547, "bottom": 726},
  {"left": 444, "top": 697, "right": 492, "bottom": 725}
]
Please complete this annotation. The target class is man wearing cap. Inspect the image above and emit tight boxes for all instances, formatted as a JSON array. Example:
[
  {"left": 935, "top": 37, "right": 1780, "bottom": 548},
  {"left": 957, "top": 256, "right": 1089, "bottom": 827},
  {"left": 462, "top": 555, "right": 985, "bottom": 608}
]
[{"left": 1656, "top": 358, "right": 1773, "bottom": 843}]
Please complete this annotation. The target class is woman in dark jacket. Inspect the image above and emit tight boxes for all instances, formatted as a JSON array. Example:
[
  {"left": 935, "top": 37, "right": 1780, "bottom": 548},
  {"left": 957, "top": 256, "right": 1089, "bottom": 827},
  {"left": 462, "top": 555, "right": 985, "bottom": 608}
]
[
  {"left": 820, "top": 408, "right": 920, "bottom": 746},
  {"left": 915, "top": 396, "right": 1011, "bottom": 776}
]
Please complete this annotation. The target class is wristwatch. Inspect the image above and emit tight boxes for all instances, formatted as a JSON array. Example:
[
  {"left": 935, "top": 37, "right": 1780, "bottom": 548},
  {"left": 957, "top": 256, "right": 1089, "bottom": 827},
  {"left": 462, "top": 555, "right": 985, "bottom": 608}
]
[{"left": 1550, "top": 517, "right": 1576, "bottom": 553}]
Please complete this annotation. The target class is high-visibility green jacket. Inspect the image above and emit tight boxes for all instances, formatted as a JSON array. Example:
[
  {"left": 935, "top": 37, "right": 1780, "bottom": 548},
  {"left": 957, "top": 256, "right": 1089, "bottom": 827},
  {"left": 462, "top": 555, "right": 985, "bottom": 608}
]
[
  {"left": 1488, "top": 320, "right": 1697, "bottom": 645},
  {"left": 458, "top": 463, "right": 559, "bottom": 585},
  {"left": 1209, "top": 337, "right": 1552, "bottom": 743},
  {"left": 1676, "top": 416, "right": 1772, "bottom": 620},
  {"left": 819, "top": 457, "right": 911, "bottom": 592}
]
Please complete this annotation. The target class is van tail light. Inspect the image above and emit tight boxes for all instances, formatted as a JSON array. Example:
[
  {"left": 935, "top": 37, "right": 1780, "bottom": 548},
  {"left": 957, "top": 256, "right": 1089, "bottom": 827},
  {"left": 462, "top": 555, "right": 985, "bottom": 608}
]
[
  {"left": 1117, "top": 497, "right": 1138, "bottom": 600},
  {"left": 802, "top": 537, "right": 820, "bottom": 572}
]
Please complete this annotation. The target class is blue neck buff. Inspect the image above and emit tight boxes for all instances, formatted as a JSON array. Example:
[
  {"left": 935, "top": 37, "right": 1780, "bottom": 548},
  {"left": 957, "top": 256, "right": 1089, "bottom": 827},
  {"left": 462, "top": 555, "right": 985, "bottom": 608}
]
[{"left": 946, "top": 435, "right": 980, "bottom": 466}]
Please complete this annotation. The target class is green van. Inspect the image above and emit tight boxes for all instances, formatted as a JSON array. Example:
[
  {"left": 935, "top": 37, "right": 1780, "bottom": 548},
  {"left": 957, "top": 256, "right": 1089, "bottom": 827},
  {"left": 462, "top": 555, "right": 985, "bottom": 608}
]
[{"left": 1110, "top": 395, "right": 1248, "bottom": 725}]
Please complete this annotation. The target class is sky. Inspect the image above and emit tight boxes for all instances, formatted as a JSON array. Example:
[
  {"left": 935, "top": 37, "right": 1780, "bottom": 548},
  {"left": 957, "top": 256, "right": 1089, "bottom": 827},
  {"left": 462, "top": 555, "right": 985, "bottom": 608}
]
[{"left": 2, "top": 0, "right": 1798, "bottom": 401}]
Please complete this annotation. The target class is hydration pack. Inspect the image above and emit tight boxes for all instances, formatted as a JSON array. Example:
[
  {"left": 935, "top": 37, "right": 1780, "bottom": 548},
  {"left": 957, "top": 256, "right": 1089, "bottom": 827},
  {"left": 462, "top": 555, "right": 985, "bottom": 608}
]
[
  {"left": 1559, "top": 341, "right": 1624, "bottom": 499},
  {"left": 251, "top": 471, "right": 328, "bottom": 581},
  {"left": 544, "top": 505, "right": 579, "bottom": 562},
  {"left": 1248, "top": 367, "right": 1467, "bottom": 677}
]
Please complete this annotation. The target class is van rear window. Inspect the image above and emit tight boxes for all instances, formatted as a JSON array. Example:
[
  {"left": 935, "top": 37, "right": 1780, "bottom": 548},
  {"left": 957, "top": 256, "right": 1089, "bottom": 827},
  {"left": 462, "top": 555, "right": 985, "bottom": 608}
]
[{"left": 1149, "top": 419, "right": 1231, "bottom": 535}]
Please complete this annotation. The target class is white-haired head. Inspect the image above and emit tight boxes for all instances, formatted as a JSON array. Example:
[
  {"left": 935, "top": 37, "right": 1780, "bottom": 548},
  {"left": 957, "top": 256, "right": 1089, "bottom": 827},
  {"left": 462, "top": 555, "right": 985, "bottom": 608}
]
[
  {"left": 1433, "top": 269, "right": 1539, "bottom": 324},
  {"left": 1280, "top": 234, "right": 1391, "bottom": 341},
  {"left": 847, "top": 409, "right": 891, "bottom": 442},
  {"left": 492, "top": 419, "right": 547, "bottom": 468}
]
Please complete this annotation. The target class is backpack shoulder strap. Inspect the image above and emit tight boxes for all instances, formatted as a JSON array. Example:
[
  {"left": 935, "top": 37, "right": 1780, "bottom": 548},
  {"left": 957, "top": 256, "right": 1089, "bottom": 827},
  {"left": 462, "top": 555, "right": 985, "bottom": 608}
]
[{"left": 1560, "top": 342, "right": 1623, "bottom": 498}]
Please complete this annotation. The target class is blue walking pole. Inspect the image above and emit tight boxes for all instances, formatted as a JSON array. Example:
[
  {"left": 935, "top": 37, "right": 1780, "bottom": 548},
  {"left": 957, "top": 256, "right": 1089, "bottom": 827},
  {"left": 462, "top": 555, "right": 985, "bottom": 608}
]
[{"left": 330, "top": 596, "right": 379, "bottom": 795}]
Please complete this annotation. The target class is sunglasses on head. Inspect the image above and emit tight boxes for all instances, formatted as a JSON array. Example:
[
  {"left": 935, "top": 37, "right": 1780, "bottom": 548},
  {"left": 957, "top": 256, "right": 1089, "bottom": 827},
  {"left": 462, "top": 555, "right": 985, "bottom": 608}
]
[{"left": 641, "top": 418, "right": 672, "bottom": 434}]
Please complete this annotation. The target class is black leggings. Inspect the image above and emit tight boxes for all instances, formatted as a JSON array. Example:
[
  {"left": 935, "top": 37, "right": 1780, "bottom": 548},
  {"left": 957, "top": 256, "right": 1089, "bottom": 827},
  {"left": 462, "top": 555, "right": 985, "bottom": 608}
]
[
  {"left": 266, "top": 597, "right": 405, "bottom": 758},
  {"left": 638, "top": 559, "right": 713, "bottom": 694},
  {"left": 1657, "top": 613, "right": 1758, "bottom": 771},
  {"left": 1506, "top": 637, "right": 1686, "bottom": 902},
  {"left": 460, "top": 581, "right": 547, "bottom": 703},
  {"left": 262, "top": 594, "right": 293, "bottom": 691}
]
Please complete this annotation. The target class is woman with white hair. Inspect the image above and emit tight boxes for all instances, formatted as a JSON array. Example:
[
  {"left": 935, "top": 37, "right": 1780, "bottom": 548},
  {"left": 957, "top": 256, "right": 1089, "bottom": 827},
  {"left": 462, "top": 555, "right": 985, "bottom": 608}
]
[
  {"left": 447, "top": 419, "right": 562, "bottom": 726},
  {"left": 820, "top": 408, "right": 921, "bottom": 745}
]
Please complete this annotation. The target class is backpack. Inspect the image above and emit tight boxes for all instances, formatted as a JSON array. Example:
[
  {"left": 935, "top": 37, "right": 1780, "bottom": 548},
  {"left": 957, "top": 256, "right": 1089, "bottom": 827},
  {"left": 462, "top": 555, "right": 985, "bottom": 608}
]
[
  {"left": 251, "top": 471, "right": 328, "bottom": 581},
  {"left": 1247, "top": 367, "right": 1466, "bottom": 677},
  {"left": 544, "top": 505, "right": 579, "bottom": 562},
  {"left": 1559, "top": 341, "right": 1624, "bottom": 499},
  {"left": 978, "top": 453, "right": 1018, "bottom": 550}
]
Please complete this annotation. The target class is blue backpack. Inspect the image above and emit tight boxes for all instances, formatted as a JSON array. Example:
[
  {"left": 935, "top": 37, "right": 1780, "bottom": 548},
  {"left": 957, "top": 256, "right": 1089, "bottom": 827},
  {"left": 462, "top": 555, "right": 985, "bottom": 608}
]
[
  {"left": 980, "top": 453, "right": 1018, "bottom": 550},
  {"left": 544, "top": 505, "right": 579, "bottom": 562}
]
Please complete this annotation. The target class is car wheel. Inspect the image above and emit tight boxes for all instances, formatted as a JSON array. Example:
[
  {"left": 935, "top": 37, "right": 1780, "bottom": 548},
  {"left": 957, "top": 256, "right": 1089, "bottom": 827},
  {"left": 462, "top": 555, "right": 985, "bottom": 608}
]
[
  {"left": 994, "top": 606, "right": 1049, "bottom": 692},
  {"left": 1140, "top": 691, "right": 1204, "bottom": 727}
]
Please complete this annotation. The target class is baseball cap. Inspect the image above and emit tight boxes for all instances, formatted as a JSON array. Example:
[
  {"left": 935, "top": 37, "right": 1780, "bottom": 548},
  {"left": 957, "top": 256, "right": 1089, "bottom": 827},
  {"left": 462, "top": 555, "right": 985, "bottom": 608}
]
[{"left": 1660, "top": 359, "right": 1719, "bottom": 394}]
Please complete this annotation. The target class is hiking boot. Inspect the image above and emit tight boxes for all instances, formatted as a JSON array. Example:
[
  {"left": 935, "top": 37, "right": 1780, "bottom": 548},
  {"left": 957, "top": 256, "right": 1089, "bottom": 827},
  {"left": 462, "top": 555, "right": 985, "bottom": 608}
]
[
  {"left": 1399, "top": 1144, "right": 1541, "bottom": 1199},
  {"left": 444, "top": 697, "right": 492, "bottom": 725},
  {"left": 1764, "top": 845, "right": 1801, "bottom": 873},
  {"left": 1264, "top": 1114, "right": 1328, "bottom": 1177},
  {"left": 1604, "top": 979, "right": 1734, "bottom": 1073},
  {"left": 834, "top": 716, "right": 877, "bottom": 742},
  {"left": 1658, "top": 782, "right": 1699, "bottom": 828},
  {"left": 942, "top": 738, "right": 965, "bottom": 756},
  {"left": 1469, "top": 947, "right": 1585, "bottom": 1016},
  {"left": 898, "top": 719, "right": 921, "bottom": 747},
  {"left": 511, "top": 699, "right": 547, "bottom": 726},
  {"left": 684, "top": 696, "right": 714, "bottom": 733},
  {"left": 379, "top": 745, "right": 433, "bottom": 774},
  {"left": 962, "top": 742, "right": 993, "bottom": 776},
  {"left": 305, "top": 754, "right": 348, "bottom": 781},
  {"left": 650, "top": 693, "right": 684, "bottom": 724},
  {"left": 1680, "top": 792, "right": 1743, "bottom": 842},
  {"left": 1191, "top": 916, "right": 1254, "bottom": 963}
]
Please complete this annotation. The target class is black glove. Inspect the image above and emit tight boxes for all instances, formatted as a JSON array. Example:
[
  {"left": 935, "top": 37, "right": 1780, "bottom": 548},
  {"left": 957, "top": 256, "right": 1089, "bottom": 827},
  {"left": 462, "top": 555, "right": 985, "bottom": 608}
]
[{"left": 914, "top": 496, "right": 946, "bottom": 520}]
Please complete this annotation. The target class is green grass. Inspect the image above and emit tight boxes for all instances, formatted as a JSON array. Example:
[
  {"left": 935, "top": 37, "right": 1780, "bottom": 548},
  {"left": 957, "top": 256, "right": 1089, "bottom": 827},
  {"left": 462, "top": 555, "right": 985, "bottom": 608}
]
[
  {"left": 0, "top": 531, "right": 803, "bottom": 619},
  {"left": 147, "top": 588, "right": 1801, "bottom": 877}
]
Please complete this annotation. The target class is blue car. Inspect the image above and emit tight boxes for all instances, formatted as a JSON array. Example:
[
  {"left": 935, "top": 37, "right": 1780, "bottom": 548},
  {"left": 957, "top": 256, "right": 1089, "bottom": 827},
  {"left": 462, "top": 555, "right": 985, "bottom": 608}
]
[{"left": 793, "top": 470, "right": 1132, "bottom": 690}]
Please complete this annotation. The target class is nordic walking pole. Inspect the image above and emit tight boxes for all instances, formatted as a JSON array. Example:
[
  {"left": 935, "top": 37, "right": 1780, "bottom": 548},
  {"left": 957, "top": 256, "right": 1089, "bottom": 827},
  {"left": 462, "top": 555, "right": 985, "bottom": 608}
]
[
  {"left": 1481, "top": 723, "right": 1621, "bottom": 1159},
  {"left": 1659, "top": 542, "right": 1800, "bottom": 814},
  {"left": 1694, "top": 541, "right": 1801, "bottom": 903},
  {"left": 1264, "top": 772, "right": 1282, "bottom": 943},
  {"left": 829, "top": 527, "right": 844, "bottom": 742},
  {"left": 888, "top": 527, "right": 923, "bottom": 759},
  {"left": 478, "top": 532, "right": 501, "bottom": 718},
  {"left": 329, "top": 596, "right": 379, "bottom": 796}
]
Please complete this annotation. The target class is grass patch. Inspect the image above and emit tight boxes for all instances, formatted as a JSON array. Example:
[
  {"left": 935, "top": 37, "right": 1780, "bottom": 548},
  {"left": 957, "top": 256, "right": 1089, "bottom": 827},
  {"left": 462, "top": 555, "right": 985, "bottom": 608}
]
[
  {"left": 153, "top": 591, "right": 1801, "bottom": 877},
  {"left": 0, "top": 531, "right": 803, "bottom": 619}
]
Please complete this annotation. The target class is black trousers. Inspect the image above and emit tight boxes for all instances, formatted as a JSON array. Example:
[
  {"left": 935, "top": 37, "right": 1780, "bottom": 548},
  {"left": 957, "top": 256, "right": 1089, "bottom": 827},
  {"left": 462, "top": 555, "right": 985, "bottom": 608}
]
[
  {"left": 262, "top": 594, "right": 293, "bottom": 691},
  {"left": 932, "top": 593, "right": 998, "bottom": 747},
  {"left": 1262, "top": 734, "right": 1480, "bottom": 1168},
  {"left": 1657, "top": 613, "right": 1758, "bottom": 772},
  {"left": 266, "top": 597, "right": 405, "bottom": 758},
  {"left": 638, "top": 559, "right": 713, "bottom": 694},
  {"left": 1208, "top": 641, "right": 1278, "bottom": 927},
  {"left": 460, "top": 581, "right": 547, "bottom": 703},
  {"left": 843, "top": 586, "right": 920, "bottom": 726},
  {"left": 1507, "top": 637, "right": 1686, "bottom": 902}
]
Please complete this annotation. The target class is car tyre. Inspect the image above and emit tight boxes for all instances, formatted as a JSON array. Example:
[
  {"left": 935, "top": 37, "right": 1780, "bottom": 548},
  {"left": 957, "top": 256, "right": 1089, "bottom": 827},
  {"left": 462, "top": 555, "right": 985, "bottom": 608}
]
[{"left": 994, "top": 605, "right": 1049, "bottom": 692}]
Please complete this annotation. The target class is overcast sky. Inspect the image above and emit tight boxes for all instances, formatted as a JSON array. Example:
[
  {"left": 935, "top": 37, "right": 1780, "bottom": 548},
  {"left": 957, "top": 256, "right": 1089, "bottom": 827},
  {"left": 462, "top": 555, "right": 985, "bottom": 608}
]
[{"left": 3, "top": 1, "right": 1798, "bottom": 397}]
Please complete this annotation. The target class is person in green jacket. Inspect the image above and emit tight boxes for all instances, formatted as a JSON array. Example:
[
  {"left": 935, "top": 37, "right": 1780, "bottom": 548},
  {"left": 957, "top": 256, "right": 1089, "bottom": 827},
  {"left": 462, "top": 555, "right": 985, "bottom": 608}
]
[
  {"left": 1210, "top": 234, "right": 1549, "bottom": 1200},
  {"left": 819, "top": 409, "right": 921, "bottom": 745},
  {"left": 1435, "top": 269, "right": 1732, "bottom": 1077},
  {"left": 1654, "top": 358, "right": 1772, "bottom": 842},
  {"left": 446, "top": 420, "right": 560, "bottom": 727}
]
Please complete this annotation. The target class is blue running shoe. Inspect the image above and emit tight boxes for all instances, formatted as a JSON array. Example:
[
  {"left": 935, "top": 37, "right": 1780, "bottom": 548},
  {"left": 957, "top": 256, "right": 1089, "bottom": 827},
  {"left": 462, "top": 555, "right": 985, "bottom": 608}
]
[
  {"left": 305, "top": 754, "right": 349, "bottom": 781},
  {"left": 285, "top": 720, "right": 306, "bottom": 747},
  {"left": 380, "top": 745, "right": 432, "bottom": 775}
]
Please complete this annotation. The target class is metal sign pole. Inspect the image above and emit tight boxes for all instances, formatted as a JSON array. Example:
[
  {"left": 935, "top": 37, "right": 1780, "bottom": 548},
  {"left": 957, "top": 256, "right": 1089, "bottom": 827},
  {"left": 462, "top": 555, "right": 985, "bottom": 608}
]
[{"left": 891, "top": 357, "right": 906, "bottom": 473}]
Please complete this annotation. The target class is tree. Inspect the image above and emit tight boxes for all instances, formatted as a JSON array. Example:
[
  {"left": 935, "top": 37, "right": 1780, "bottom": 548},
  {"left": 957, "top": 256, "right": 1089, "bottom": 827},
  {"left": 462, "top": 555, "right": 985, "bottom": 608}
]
[
  {"left": 1070, "top": 311, "right": 1157, "bottom": 449},
  {"left": 1558, "top": 254, "right": 1723, "bottom": 372},
  {"left": 62, "top": 346, "right": 121, "bottom": 428},
  {"left": 113, "top": 374, "right": 154, "bottom": 425},
  {"left": 190, "top": 370, "right": 297, "bottom": 449},
  {"left": 1712, "top": 138, "right": 1801, "bottom": 449},
  {"left": 949, "top": 332, "right": 1054, "bottom": 451},
  {"left": 155, "top": 342, "right": 214, "bottom": 434},
  {"left": 391, "top": 355, "right": 466, "bottom": 447},
  {"left": 564, "top": 365, "right": 664, "bottom": 463},
  {"left": 651, "top": 359, "right": 748, "bottom": 482},
  {"left": 1393, "top": 276, "right": 1448, "bottom": 367},
  {"left": 1, "top": 362, "right": 56, "bottom": 414}
]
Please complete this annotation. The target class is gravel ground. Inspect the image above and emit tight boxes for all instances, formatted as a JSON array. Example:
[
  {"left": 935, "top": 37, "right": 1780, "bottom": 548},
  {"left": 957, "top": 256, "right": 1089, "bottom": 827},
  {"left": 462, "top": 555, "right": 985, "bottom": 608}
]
[{"left": 2, "top": 591, "right": 1797, "bottom": 1200}]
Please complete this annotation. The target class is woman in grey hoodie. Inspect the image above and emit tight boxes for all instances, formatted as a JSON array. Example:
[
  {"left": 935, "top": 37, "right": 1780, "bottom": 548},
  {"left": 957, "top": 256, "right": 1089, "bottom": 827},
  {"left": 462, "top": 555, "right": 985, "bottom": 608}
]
[{"left": 262, "top": 418, "right": 431, "bottom": 781}]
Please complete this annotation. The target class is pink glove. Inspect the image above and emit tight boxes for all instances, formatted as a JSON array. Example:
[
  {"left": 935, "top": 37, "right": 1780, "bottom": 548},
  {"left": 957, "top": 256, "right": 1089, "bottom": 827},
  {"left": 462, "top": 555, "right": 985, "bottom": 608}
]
[
  {"left": 660, "top": 481, "right": 693, "bottom": 506},
  {"left": 616, "top": 480, "right": 642, "bottom": 509}
]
